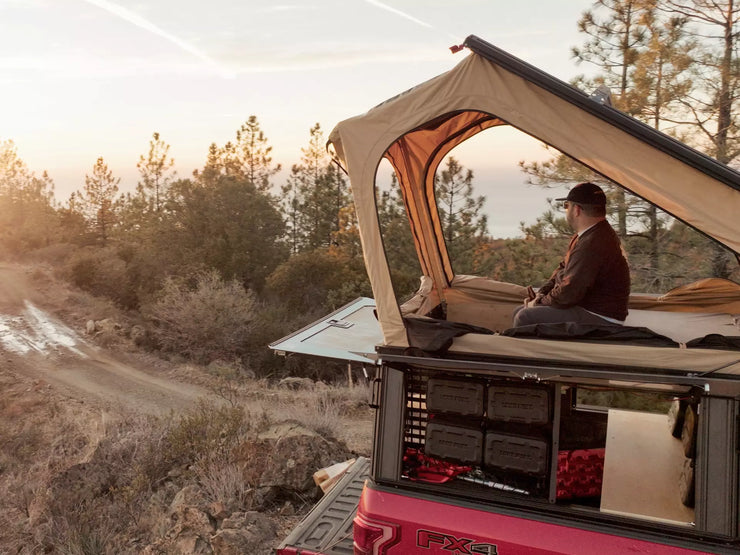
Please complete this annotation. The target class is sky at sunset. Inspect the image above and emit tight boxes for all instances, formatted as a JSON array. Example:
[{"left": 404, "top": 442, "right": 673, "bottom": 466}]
[{"left": 1, "top": 0, "right": 596, "bottom": 237}]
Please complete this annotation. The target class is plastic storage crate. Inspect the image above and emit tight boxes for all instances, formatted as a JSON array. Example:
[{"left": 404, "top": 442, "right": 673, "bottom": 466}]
[
  {"left": 427, "top": 378, "right": 485, "bottom": 417},
  {"left": 425, "top": 421, "right": 484, "bottom": 464},
  {"left": 484, "top": 432, "right": 549, "bottom": 475},
  {"left": 487, "top": 385, "right": 551, "bottom": 425}
]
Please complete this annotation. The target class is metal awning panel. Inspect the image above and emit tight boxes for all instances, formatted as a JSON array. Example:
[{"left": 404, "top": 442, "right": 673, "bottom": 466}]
[{"left": 269, "top": 297, "right": 382, "bottom": 364}]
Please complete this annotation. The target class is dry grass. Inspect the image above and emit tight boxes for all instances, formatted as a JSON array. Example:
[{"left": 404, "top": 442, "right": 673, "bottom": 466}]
[
  {"left": 264, "top": 380, "right": 373, "bottom": 454},
  {"left": 0, "top": 356, "right": 373, "bottom": 553},
  {"left": 0, "top": 371, "right": 106, "bottom": 552},
  {"left": 193, "top": 456, "right": 254, "bottom": 511},
  {"left": 0, "top": 387, "right": 365, "bottom": 552},
  {"left": 278, "top": 389, "right": 344, "bottom": 437},
  {"left": 0, "top": 261, "right": 375, "bottom": 552}
]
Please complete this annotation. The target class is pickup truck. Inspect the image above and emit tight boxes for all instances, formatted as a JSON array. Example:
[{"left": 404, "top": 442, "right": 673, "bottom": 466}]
[{"left": 271, "top": 35, "right": 740, "bottom": 554}]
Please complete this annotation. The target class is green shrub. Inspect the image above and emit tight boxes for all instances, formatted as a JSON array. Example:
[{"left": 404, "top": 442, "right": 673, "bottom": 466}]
[
  {"left": 63, "top": 247, "right": 138, "bottom": 309},
  {"left": 265, "top": 248, "right": 370, "bottom": 314}
]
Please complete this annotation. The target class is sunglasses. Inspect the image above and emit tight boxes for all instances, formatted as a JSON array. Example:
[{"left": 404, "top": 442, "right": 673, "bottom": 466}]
[{"left": 563, "top": 201, "right": 580, "bottom": 210}]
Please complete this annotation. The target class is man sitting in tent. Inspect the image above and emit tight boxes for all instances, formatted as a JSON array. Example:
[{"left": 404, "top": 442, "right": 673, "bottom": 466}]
[{"left": 512, "top": 182, "right": 630, "bottom": 327}]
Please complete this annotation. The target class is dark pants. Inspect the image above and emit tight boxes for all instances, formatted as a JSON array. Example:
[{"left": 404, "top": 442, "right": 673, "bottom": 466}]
[{"left": 512, "top": 305, "right": 612, "bottom": 327}]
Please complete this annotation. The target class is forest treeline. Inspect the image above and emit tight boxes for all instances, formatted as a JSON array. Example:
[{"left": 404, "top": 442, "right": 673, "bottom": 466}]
[{"left": 1, "top": 0, "right": 738, "bottom": 379}]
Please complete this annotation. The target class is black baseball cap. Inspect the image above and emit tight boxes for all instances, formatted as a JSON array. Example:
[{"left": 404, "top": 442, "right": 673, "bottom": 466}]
[{"left": 556, "top": 182, "right": 606, "bottom": 206}]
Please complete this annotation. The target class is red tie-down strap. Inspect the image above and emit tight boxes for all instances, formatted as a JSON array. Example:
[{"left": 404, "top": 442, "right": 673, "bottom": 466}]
[{"left": 403, "top": 448, "right": 473, "bottom": 484}]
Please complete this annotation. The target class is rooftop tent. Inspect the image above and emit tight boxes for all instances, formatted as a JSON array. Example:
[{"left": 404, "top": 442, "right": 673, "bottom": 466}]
[{"left": 327, "top": 35, "right": 740, "bottom": 349}]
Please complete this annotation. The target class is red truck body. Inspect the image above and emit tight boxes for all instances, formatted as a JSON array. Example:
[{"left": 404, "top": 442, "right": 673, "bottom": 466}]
[{"left": 355, "top": 483, "right": 705, "bottom": 555}]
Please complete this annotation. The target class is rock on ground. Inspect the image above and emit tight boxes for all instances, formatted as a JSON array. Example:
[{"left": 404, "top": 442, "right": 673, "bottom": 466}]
[
  {"left": 210, "top": 512, "right": 277, "bottom": 555},
  {"left": 255, "top": 422, "right": 351, "bottom": 507}
]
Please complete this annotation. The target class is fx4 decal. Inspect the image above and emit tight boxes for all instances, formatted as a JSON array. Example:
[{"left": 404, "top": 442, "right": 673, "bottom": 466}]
[{"left": 417, "top": 529, "right": 498, "bottom": 554}]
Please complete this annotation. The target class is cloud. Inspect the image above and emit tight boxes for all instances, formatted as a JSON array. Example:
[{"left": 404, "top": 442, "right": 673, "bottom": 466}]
[
  {"left": 80, "top": 0, "right": 236, "bottom": 78},
  {"left": 361, "top": 0, "right": 433, "bottom": 29},
  {"left": 361, "top": 0, "right": 461, "bottom": 42}
]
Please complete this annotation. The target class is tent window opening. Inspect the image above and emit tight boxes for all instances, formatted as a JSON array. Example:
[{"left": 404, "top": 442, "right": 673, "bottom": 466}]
[
  {"left": 375, "top": 159, "right": 422, "bottom": 302},
  {"left": 432, "top": 127, "right": 739, "bottom": 294},
  {"left": 382, "top": 123, "right": 738, "bottom": 341}
]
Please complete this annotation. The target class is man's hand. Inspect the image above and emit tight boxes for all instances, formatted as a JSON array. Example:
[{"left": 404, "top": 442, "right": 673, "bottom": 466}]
[
  {"left": 523, "top": 291, "right": 544, "bottom": 308},
  {"left": 526, "top": 285, "right": 536, "bottom": 301}
]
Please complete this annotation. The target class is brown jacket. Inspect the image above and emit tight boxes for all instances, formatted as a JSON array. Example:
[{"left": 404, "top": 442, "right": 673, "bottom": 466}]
[{"left": 538, "top": 220, "right": 630, "bottom": 321}]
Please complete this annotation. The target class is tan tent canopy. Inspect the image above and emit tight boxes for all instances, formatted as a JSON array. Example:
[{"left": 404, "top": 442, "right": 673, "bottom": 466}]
[{"left": 327, "top": 35, "right": 740, "bottom": 349}]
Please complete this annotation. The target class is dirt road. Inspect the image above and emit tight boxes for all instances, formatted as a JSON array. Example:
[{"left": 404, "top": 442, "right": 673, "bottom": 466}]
[{"left": 0, "top": 264, "right": 215, "bottom": 415}]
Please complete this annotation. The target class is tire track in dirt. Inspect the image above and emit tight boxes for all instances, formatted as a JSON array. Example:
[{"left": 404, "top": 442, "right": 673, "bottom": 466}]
[
  {"left": 5, "top": 349, "right": 214, "bottom": 415},
  {"left": 0, "top": 264, "right": 215, "bottom": 415}
]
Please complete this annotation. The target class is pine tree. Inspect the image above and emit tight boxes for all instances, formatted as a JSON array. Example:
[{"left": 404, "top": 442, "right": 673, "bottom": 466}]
[
  {"left": 282, "top": 165, "right": 304, "bottom": 255},
  {"left": 632, "top": 10, "right": 695, "bottom": 128},
  {"left": 193, "top": 143, "right": 226, "bottom": 187},
  {"left": 80, "top": 157, "right": 120, "bottom": 244},
  {"left": 222, "top": 116, "right": 282, "bottom": 192},
  {"left": 58, "top": 192, "right": 88, "bottom": 243},
  {"left": 626, "top": 10, "right": 695, "bottom": 281},
  {"left": 298, "top": 123, "right": 333, "bottom": 250},
  {"left": 573, "top": 0, "right": 656, "bottom": 237},
  {"left": 659, "top": 0, "right": 740, "bottom": 163},
  {"left": 330, "top": 205, "right": 361, "bottom": 259},
  {"left": 658, "top": 0, "right": 740, "bottom": 278},
  {"left": 326, "top": 160, "right": 350, "bottom": 244},
  {"left": 281, "top": 123, "right": 350, "bottom": 252},
  {"left": 435, "top": 157, "right": 488, "bottom": 275},
  {"left": 0, "top": 140, "right": 59, "bottom": 251},
  {"left": 136, "top": 132, "right": 175, "bottom": 213}
]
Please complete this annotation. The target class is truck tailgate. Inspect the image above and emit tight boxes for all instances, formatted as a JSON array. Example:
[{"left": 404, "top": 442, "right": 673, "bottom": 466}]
[{"left": 276, "top": 457, "right": 371, "bottom": 554}]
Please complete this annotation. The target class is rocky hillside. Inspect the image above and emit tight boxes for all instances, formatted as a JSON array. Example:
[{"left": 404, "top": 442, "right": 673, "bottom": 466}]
[{"left": 0, "top": 263, "right": 373, "bottom": 553}]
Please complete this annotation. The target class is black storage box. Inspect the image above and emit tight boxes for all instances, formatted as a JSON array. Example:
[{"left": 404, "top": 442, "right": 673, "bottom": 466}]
[
  {"left": 487, "top": 385, "right": 551, "bottom": 425},
  {"left": 484, "top": 432, "right": 549, "bottom": 475},
  {"left": 425, "top": 421, "right": 484, "bottom": 464},
  {"left": 427, "top": 378, "right": 485, "bottom": 417}
]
